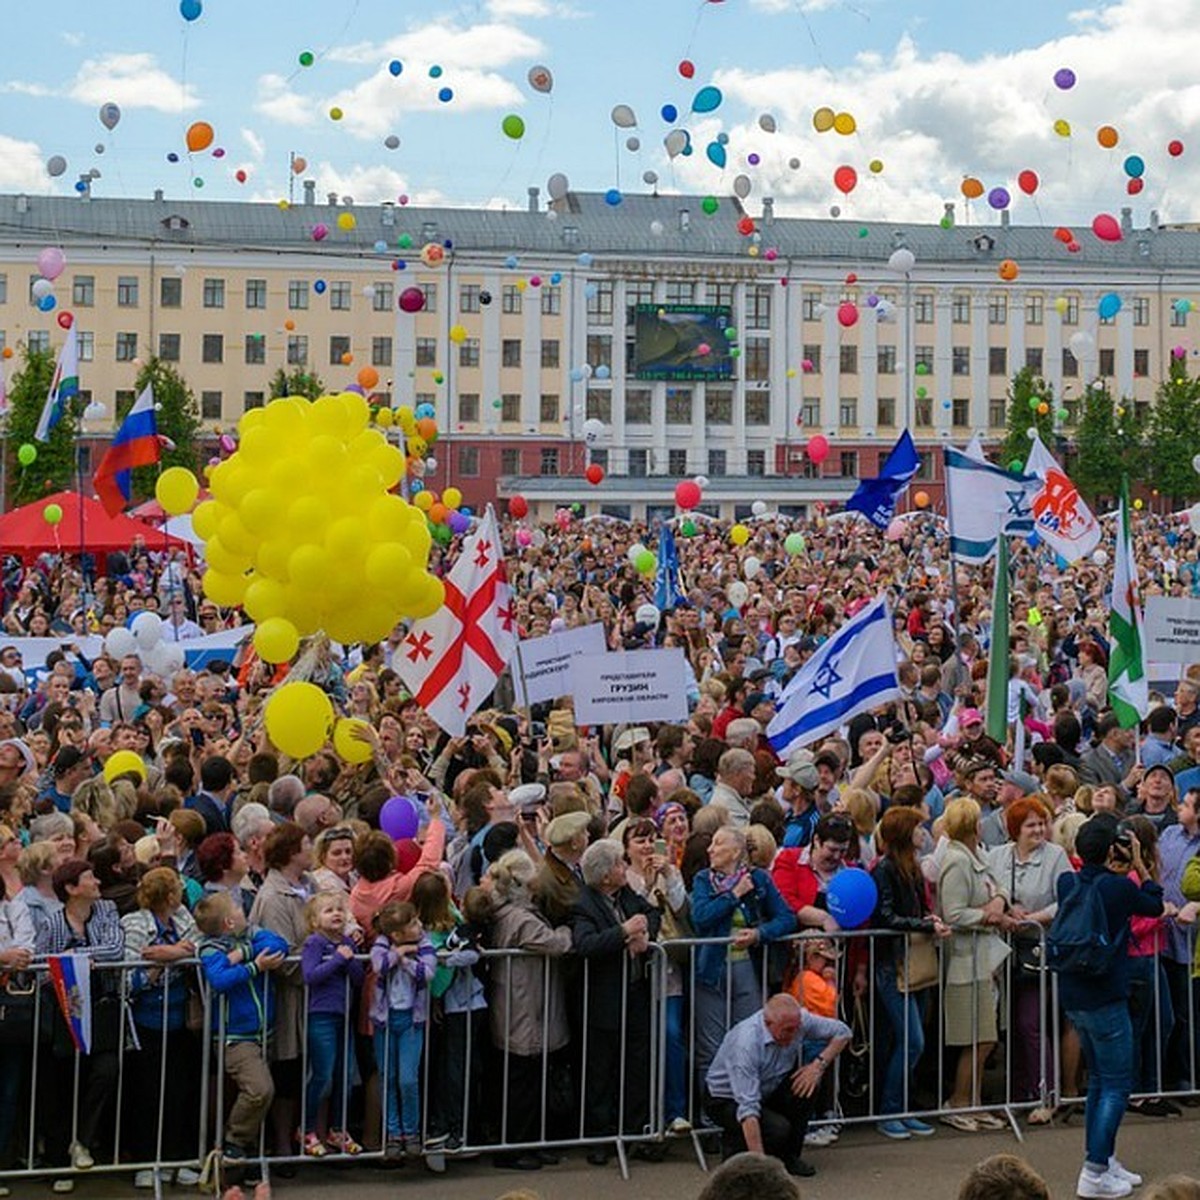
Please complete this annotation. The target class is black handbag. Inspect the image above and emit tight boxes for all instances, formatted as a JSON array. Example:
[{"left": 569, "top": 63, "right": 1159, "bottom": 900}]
[
  {"left": 0, "top": 973, "right": 36, "bottom": 1046},
  {"left": 1010, "top": 855, "right": 1044, "bottom": 979}
]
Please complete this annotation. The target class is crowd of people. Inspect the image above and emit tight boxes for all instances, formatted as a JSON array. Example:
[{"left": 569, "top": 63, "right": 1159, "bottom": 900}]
[{"left": 0, "top": 502, "right": 1200, "bottom": 1196}]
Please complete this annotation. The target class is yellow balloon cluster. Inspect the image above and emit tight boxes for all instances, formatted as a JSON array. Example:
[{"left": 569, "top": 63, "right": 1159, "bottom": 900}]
[{"left": 194, "top": 393, "right": 444, "bottom": 655}]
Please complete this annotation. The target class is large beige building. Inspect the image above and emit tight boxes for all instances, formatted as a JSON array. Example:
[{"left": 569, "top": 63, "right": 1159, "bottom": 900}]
[{"left": 0, "top": 184, "right": 1195, "bottom": 520}]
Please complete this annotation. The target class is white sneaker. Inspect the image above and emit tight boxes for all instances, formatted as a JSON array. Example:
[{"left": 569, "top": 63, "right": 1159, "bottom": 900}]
[
  {"left": 668, "top": 1117, "right": 693, "bottom": 1135},
  {"left": 175, "top": 1166, "right": 202, "bottom": 1186},
  {"left": 51, "top": 1183, "right": 75, "bottom": 1196},
  {"left": 805, "top": 1126, "right": 837, "bottom": 1147},
  {"left": 133, "top": 1170, "right": 157, "bottom": 1190},
  {"left": 1108, "top": 1160, "right": 1143, "bottom": 1188},
  {"left": 69, "top": 1142, "right": 93, "bottom": 1171},
  {"left": 1077, "top": 1167, "right": 1133, "bottom": 1199}
]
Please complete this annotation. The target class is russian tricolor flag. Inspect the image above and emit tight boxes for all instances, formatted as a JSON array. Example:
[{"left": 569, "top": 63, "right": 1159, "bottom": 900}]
[
  {"left": 94, "top": 384, "right": 161, "bottom": 516},
  {"left": 47, "top": 953, "right": 92, "bottom": 1054}
]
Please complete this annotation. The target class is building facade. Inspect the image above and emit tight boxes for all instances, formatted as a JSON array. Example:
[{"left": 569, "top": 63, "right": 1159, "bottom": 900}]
[{"left": 0, "top": 185, "right": 1196, "bottom": 521}]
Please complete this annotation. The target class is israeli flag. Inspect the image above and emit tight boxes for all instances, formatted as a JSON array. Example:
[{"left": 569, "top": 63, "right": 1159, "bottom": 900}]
[
  {"left": 944, "top": 447, "right": 1039, "bottom": 564},
  {"left": 767, "top": 595, "right": 901, "bottom": 758}
]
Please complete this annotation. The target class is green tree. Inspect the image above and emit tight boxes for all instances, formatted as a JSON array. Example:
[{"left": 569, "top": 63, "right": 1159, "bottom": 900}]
[
  {"left": 116, "top": 358, "right": 202, "bottom": 503},
  {"left": 269, "top": 366, "right": 325, "bottom": 401},
  {"left": 1072, "top": 382, "right": 1145, "bottom": 506},
  {"left": 1146, "top": 355, "right": 1200, "bottom": 505},
  {"left": 4, "top": 346, "right": 79, "bottom": 507},
  {"left": 999, "top": 367, "right": 1057, "bottom": 471}
]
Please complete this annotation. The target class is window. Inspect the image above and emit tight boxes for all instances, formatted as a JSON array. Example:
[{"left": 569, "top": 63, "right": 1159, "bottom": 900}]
[
  {"left": 72, "top": 276, "right": 94, "bottom": 307},
  {"left": 915, "top": 395, "right": 932, "bottom": 426},
  {"left": 705, "top": 389, "right": 732, "bottom": 425},
  {"left": 541, "top": 339, "right": 560, "bottom": 369},
  {"left": 668, "top": 449, "right": 689, "bottom": 476},
  {"left": 839, "top": 344, "right": 858, "bottom": 375},
  {"left": 877, "top": 345, "right": 896, "bottom": 374},
  {"left": 916, "top": 452, "right": 934, "bottom": 481},
  {"left": 416, "top": 339, "right": 437, "bottom": 367},
  {"left": 586, "top": 334, "right": 612, "bottom": 371},
  {"left": 1134, "top": 348, "right": 1150, "bottom": 377},
  {"left": 587, "top": 280, "right": 613, "bottom": 323},
  {"left": 541, "top": 286, "right": 561, "bottom": 315},
  {"left": 540, "top": 448, "right": 559, "bottom": 476},
  {"left": 1133, "top": 297, "right": 1150, "bottom": 326},
  {"left": 801, "top": 400, "right": 820, "bottom": 427},
  {"left": 626, "top": 389, "right": 651, "bottom": 424},
  {"left": 373, "top": 283, "right": 393, "bottom": 313},
  {"left": 666, "top": 390, "right": 692, "bottom": 423},
  {"left": 1172, "top": 303, "right": 1188, "bottom": 328},
  {"left": 501, "top": 448, "right": 521, "bottom": 475},
  {"left": 77, "top": 331, "right": 94, "bottom": 362},
  {"left": 288, "top": 280, "right": 309, "bottom": 310},
  {"left": 458, "top": 446, "right": 479, "bottom": 477},
  {"left": 27, "top": 330, "right": 49, "bottom": 353},
  {"left": 116, "top": 332, "right": 138, "bottom": 361},
  {"left": 952, "top": 293, "right": 970, "bottom": 324},
  {"left": 160, "top": 276, "right": 182, "bottom": 308},
  {"left": 1026, "top": 294, "right": 1044, "bottom": 326},
  {"left": 372, "top": 336, "right": 392, "bottom": 367},
  {"left": 502, "top": 340, "right": 522, "bottom": 368},
  {"left": 1063, "top": 296, "right": 1079, "bottom": 325},
  {"left": 1063, "top": 349, "right": 1079, "bottom": 377},
  {"left": 0, "top": 274, "right": 7, "bottom": 304},
  {"left": 539, "top": 394, "right": 559, "bottom": 423},
  {"left": 839, "top": 451, "right": 859, "bottom": 478},
  {"left": 328, "top": 281, "right": 350, "bottom": 311},
  {"left": 203, "top": 278, "right": 225, "bottom": 309},
  {"left": 586, "top": 390, "right": 612, "bottom": 423},
  {"left": 458, "top": 338, "right": 480, "bottom": 368},
  {"left": 746, "top": 392, "right": 770, "bottom": 425},
  {"left": 501, "top": 285, "right": 523, "bottom": 315},
  {"left": 117, "top": 276, "right": 139, "bottom": 307},
  {"left": 952, "top": 347, "right": 970, "bottom": 375},
  {"left": 329, "top": 335, "right": 350, "bottom": 365},
  {"left": 625, "top": 281, "right": 654, "bottom": 322},
  {"left": 457, "top": 393, "right": 480, "bottom": 423},
  {"left": 457, "top": 285, "right": 480, "bottom": 314},
  {"left": 664, "top": 280, "right": 695, "bottom": 305},
  {"left": 803, "top": 345, "right": 821, "bottom": 374},
  {"left": 878, "top": 396, "right": 895, "bottom": 427},
  {"left": 707, "top": 449, "right": 727, "bottom": 477},
  {"left": 747, "top": 449, "right": 766, "bottom": 477},
  {"left": 1099, "top": 348, "right": 1115, "bottom": 376},
  {"left": 244, "top": 391, "right": 265, "bottom": 411},
  {"left": 202, "top": 334, "right": 224, "bottom": 364},
  {"left": 989, "top": 399, "right": 1007, "bottom": 427},
  {"left": 914, "top": 346, "right": 935, "bottom": 372},
  {"left": 1025, "top": 347, "right": 1044, "bottom": 373},
  {"left": 420, "top": 284, "right": 437, "bottom": 312},
  {"left": 244, "top": 334, "right": 265, "bottom": 365},
  {"left": 287, "top": 335, "right": 308, "bottom": 365},
  {"left": 245, "top": 279, "right": 267, "bottom": 309},
  {"left": 201, "top": 391, "right": 222, "bottom": 420},
  {"left": 500, "top": 394, "right": 521, "bottom": 422},
  {"left": 952, "top": 398, "right": 969, "bottom": 427},
  {"left": 629, "top": 449, "right": 649, "bottom": 477},
  {"left": 744, "top": 341, "right": 769, "bottom": 381},
  {"left": 839, "top": 397, "right": 858, "bottom": 426},
  {"left": 914, "top": 292, "right": 934, "bottom": 324},
  {"left": 711, "top": 282, "right": 735, "bottom": 308},
  {"left": 988, "top": 347, "right": 1007, "bottom": 376},
  {"left": 802, "top": 291, "right": 822, "bottom": 321},
  {"left": 988, "top": 294, "right": 1007, "bottom": 325},
  {"left": 746, "top": 285, "right": 772, "bottom": 329}
]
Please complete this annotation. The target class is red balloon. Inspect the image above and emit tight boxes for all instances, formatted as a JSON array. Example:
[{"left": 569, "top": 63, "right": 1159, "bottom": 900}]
[
  {"left": 833, "top": 165, "right": 857, "bottom": 195},
  {"left": 679, "top": 59, "right": 695, "bottom": 78},
  {"left": 1169, "top": 139, "right": 1184, "bottom": 157},
  {"left": 1017, "top": 169, "right": 1039, "bottom": 195},
  {"left": 585, "top": 464, "right": 604, "bottom": 486},
  {"left": 1127, "top": 177, "right": 1144, "bottom": 195},
  {"left": 837, "top": 301, "right": 858, "bottom": 328},
  {"left": 1053, "top": 226, "right": 1073, "bottom": 243},
  {"left": 737, "top": 215, "right": 755, "bottom": 236},
  {"left": 675, "top": 480, "right": 702, "bottom": 510},
  {"left": 1091, "top": 213, "right": 1122, "bottom": 242},
  {"left": 398, "top": 286, "right": 426, "bottom": 313},
  {"left": 509, "top": 495, "right": 528, "bottom": 519},
  {"left": 235, "top": 168, "right": 247, "bottom": 183},
  {"left": 56, "top": 311, "right": 74, "bottom": 329},
  {"left": 806, "top": 435, "right": 830, "bottom": 465}
]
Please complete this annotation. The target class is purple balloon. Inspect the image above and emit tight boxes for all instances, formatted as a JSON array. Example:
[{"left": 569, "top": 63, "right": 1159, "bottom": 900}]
[
  {"left": 987, "top": 186, "right": 1011, "bottom": 210},
  {"left": 1053, "top": 67, "right": 1076, "bottom": 90},
  {"left": 380, "top": 795, "right": 420, "bottom": 841},
  {"left": 345, "top": 384, "right": 366, "bottom": 396},
  {"left": 449, "top": 511, "right": 470, "bottom": 534}
]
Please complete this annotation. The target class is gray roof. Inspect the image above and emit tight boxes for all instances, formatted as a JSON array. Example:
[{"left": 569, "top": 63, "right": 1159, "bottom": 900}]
[{"left": 0, "top": 189, "right": 1196, "bottom": 274}]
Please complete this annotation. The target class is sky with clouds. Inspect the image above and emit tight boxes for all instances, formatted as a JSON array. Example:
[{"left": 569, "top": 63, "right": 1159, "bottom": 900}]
[{"left": 0, "top": 0, "right": 1196, "bottom": 227}]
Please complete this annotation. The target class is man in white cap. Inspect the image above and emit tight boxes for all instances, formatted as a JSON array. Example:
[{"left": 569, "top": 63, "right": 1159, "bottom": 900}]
[
  {"left": 777, "top": 756, "right": 821, "bottom": 849},
  {"left": 537, "top": 809, "right": 591, "bottom": 925}
]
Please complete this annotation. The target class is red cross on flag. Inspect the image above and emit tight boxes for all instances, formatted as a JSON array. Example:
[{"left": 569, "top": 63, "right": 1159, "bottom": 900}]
[{"left": 394, "top": 506, "right": 517, "bottom": 735}]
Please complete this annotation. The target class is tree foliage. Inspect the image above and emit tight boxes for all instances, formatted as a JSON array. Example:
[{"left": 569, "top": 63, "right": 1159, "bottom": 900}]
[
  {"left": 999, "top": 367, "right": 1057, "bottom": 472},
  {"left": 1146, "top": 354, "right": 1200, "bottom": 504},
  {"left": 4, "top": 346, "right": 79, "bottom": 507},
  {"left": 269, "top": 366, "right": 325, "bottom": 402},
  {"left": 1071, "top": 382, "right": 1146, "bottom": 507}
]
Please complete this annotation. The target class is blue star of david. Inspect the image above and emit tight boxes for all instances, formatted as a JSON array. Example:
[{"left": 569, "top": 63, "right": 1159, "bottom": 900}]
[
  {"left": 1006, "top": 490, "right": 1031, "bottom": 519},
  {"left": 809, "top": 657, "right": 843, "bottom": 700}
]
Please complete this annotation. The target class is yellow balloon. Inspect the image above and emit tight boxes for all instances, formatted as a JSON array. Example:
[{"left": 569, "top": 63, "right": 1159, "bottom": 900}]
[
  {"left": 868, "top": 159, "right": 883, "bottom": 174},
  {"left": 156, "top": 467, "right": 200, "bottom": 516},
  {"left": 813, "top": 106, "right": 835, "bottom": 133},
  {"left": 365, "top": 542, "right": 414, "bottom": 593},
  {"left": 103, "top": 749, "right": 147, "bottom": 785},
  {"left": 336, "top": 211, "right": 356, "bottom": 231},
  {"left": 449, "top": 324, "right": 468, "bottom": 344},
  {"left": 731, "top": 524, "right": 750, "bottom": 546},
  {"left": 192, "top": 499, "right": 221, "bottom": 541},
  {"left": 253, "top": 617, "right": 300, "bottom": 664},
  {"left": 202, "top": 569, "right": 247, "bottom": 607},
  {"left": 414, "top": 490, "right": 434, "bottom": 512},
  {"left": 242, "top": 577, "right": 289, "bottom": 623},
  {"left": 265, "top": 682, "right": 334, "bottom": 759},
  {"left": 333, "top": 718, "right": 374, "bottom": 764},
  {"left": 1054, "top": 296, "right": 1069, "bottom": 315},
  {"left": 376, "top": 407, "right": 394, "bottom": 428},
  {"left": 442, "top": 486, "right": 463, "bottom": 510},
  {"left": 1053, "top": 118, "right": 1071, "bottom": 138},
  {"left": 405, "top": 575, "right": 446, "bottom": 619},
  {"left": 833, "top": 111, "right": 856, "bottom": 135}
]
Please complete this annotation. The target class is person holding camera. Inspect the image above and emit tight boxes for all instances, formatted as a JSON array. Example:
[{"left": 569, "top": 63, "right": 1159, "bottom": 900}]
[{"left": 1051, "top": 813, "right": 1164, "bottom": 1199}]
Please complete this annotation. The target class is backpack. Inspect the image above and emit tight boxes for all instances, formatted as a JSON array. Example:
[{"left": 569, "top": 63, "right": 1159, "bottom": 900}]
[{"left": 1046, "top": 872, "right": 1123, "bottom": 976}]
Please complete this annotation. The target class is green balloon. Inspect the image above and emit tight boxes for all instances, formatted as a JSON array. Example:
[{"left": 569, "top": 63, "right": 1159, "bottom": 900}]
[
  {"left": 1009, "top": 459, "right": 1024, "bottom": 472},
  {"left": 681, "top": 519, "right": 697, "bottom": 537},
  {"left": 1057, "top": 408, "right": 1069, "bottom": 421},
  {"left": 940, "top": 216, "right": 953, "bottom": 229},
  {"left": 858, "top": 227, "right": 869, "bottom": 238},
  {"left": 501, "top": 114, "right": 526, "bottom": 140},
  {"left": 43, "top": 503, "right": 63, "bottom": 526},
  {"left": 634, "top": 549, "right": 656, "bottom": 574},
  {"left": 397, "top": 233, "right": 413, "bottom": 249},
  {"left": 724, "top": 327, "right": 738, "bottom": 340},
  {"left": 1028, "top": 396, "right": 1040, "bottom": 410},
  {"left": 702, "top": 196, "right": 719, "bottom": 215},
  {"left": 916, "top": 386, "right": 927, "bottom": 399},
  {"left": 298, "top": 50, "right": 315, "bottom": 67},
  {"left": 17, "top": 444, "right": 36, "bottom": 467},
  {"left": 915, "top": 363, "right": 929, "bottom": 376},
  {"left": 784, "top": 532, "right": 806, "bottom": 556}
]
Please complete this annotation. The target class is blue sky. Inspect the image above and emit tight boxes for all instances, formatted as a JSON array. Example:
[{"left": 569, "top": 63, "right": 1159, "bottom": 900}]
[{"left": 1, "top": 0, "right": 1196, "bottom": 225}]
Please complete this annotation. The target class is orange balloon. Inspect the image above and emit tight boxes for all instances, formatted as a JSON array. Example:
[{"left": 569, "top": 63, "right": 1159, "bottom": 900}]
[
  {"left": 998, "top": 259, "right": 1020, "bottom": 281},
  {"left": 1097, "top": 125, "right": 1119, "bottom": 149},
  {"left": 186, "top": 121, "right": 215, "bottom": 152},
  {"left": 416, "top": 417, "right": 438, "bottom": 441},
  {"left": 284, "top": 319, "right": 295, "bottom": 331},
  {"left": 428, "top": 503, "right": 448, "bottom": 525},
  {"left": 341, "top": 352, "right": 353, "bottom": 365},
  {"left": 357, "top": 366, "right": 379, "bottom": 391},
  {"left": 914, "top": 491, "right": 930, "bottom": 509},
  {"left": 961, "top": 177, "right": 984, "bottom": 199},
  {"left": 292, "top": 156, "right": 308, "bottom": 175}
]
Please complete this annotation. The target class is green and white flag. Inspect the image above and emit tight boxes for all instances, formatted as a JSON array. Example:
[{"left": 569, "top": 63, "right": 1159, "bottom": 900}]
[
  {"left": 1107, "top": 479, "right": 1147, "bottom": 728},
  {"left": 985, "top": 529, "right": 1010, "bottom": 743}
]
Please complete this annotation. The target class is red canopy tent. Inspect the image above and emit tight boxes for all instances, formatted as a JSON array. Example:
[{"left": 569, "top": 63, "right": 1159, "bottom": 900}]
[{"left": 0, "top": 491, "right": 193, "bottom": 564}]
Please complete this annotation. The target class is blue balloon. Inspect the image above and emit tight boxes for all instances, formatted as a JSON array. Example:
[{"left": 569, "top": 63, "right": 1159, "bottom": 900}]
[
  {"left": 682, "top": 142, "right": 694, "bottom": 157},
  {"left": 569, "top": 367, "right": 585, "bottom": 382},
  {"left": 1098, "top": 292, "right": 1122, "bottom": 320},
  {"left": 388, "top": 60, "right": 403, "bottom": 77},
  {"left": 37, "top": 294, "right": 56, "bottom": 312},
  {"left": 74, "top": 181, "right": 88, "bottom": 192},
  {"left": 374, "top": 240, "right": 387, "bottom": 253},
  {"left": 437, "top": 87, "right": 453, "bottom": 103},
  {"left": 577, "top": 252, "right": 594, "bottom": 267},
  {"left": 179, "top": 0, "right": 202, "bottom": 19},
  {"left": 717, "top": 132, "right": 729, "bottom": 145},
  {"left": 415, "top": 402, "right": 436, "bottom": 419},
  {"left": 504, "top": 254, "right": 519, "bottom": 269},
  {"left": 584, "top": 283, "right": 598, "bottom": 300},
  {"left": 549, "top": 272, "right": 562, "bottom": 285},
  {"left": 314, "top": 279, "right": 327, "bottom": 294},
  {"left": 825, "top": 868, "right": 877, "bottom": 929},
  {"left": 167, "top": 152, "right": 180, "bottom": 163},
  {"left": 379, "top": 794, "right": 420, "bottom": 841},
  {"left": 692, "top": 85, "right": 723, "bottom": 114},
  {"left": 595, "top": 364, "right": 611, "bottom": 380},
  {"left": 706, "top": 141, "right": 727, "bottom": 168},
  {"left": 661, "top": 104, "right": 678, "bottom": 123},
  {"left": 1124, "top": 154, "right": 1145, "bottom": 179},
  {"left": 605, "top": 188, "right": 623, "bottom": 206}
]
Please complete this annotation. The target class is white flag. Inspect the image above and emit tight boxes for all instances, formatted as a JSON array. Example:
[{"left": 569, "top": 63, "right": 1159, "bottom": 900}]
[
  {"left": 394, "top": 507, "right": 517, "bottom": 736},
  {"left": 1024, "top": 432, "right": 1102, "bottom": 562},
  {"left": 944, "top": 447, "right": 1039, "bottom": 564}
]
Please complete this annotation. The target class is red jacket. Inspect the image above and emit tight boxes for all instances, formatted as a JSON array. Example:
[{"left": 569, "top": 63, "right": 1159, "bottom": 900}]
[{"left": 771, "top": 847, "right": 820, "bottom": 914}]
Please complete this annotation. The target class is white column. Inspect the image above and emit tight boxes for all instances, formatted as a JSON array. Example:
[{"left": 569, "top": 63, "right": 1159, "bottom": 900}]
[
  {"left": 933, "top": 288, "right": 953, "bottom": 437},
  {"left": 1008, "top": 287, "right": 1026, "bottom": 384},
  {"left": 1115, "top": 294, "right": 1135, "bottom": 396},
  {"left": 970, "top": 287, "right": 990, "bottom": 432},
  {"left": 1046, "top": 300, "right": 1064, "bottom": 403},
  {"left": 609, "top": 279, "right": 627, "bottom": 452},
  {"left": 821, "top": 287, "right": 840, "bottom": 435},
  {"left": 1076, "top": 290, "right": 1101, "bottom": 386},
  {"left": 482, "top": 271, "right": 502, "bottom": 431},
  {"left": 859, "top": 299, "right": 878, "bottom": 435},
  {"left": 731, "top": 282, "right": 748, "bottom": 473}
]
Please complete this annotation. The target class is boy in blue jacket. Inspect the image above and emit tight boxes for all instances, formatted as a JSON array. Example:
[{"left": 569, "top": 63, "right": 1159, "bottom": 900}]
[{"left": 195, "top": 890, "right": 288, "bottom": 1161}]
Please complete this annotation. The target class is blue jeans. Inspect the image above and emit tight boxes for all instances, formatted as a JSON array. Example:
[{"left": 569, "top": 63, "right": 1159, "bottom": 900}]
[
  {"left": 875, "top": 962, "right": 926, "bottom": 1116},
  {"left": 305, "top": 1012, "right": 349, "bottom": 1135},
  {"left": 665, "top": 995, "right": 686, "bottom": 1122},
  {"left": 374, "top": 1009, "right": 423, "bottom": 1140},
  {"left": 1068, "top": 1001, "right": 1133, "bottom": 1170}
]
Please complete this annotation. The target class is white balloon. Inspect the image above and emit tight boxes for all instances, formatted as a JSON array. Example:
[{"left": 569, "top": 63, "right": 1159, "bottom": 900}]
[
  {"left": 161, "top": 641, "right": 186, "bottom": 672},
  {"left": 142, "top": 642, "right": 172, "bottom": 677},
  {"left": 726, "top": 581, "right": 749, "bottom": 607},
  {"left": 46, "top": 155, "right": 67, "bottom": 178},
  {"left": 642, "top": 170, "right": 658, "bottom": 186},
  {"left": 31, "top": 278, "right": 53, "bottom": 300},
  {"left": 1069, "top": 331, "right": 1094, "bottom": 358},
  {"left": 635, "top": 603, "right": 661, "bottom": 628},
  {"left": 626, "top": 136, "right": 641, "bottom": 152},
  {"left": 362, "top": 285, "right": 376, "bottom": 299},
  {"left": 105, "top": 627, "right": 137, "bottom": 659},
  {"left": 547, "top": 172, "right": 570, "bottom": 200},
  {"left": 132, "top": 612, "right": 164, "bottom": 652},
  {"left": 751, "top": 500, "right": 767, "bottom": 517},
  {"left": 1192, "top": 453, "right": 1200, "bottom": 475},
  {"left": 611, "top": 104, "right": 637, "bottom": 129},
  {"left": 1092, "top": 548, "right": 1109, "bottom": 567},
  {"left": 694, "top": 475, "right": 710, "bottom": 488},
  {"left": 582, "top": 417, "right": 605, "bottom": 445},
  {"left": 628, "top": 542, "right": 647, "bottom": 564},
  {"left": 531, "top": 529, "right": 547, "bottom": 549},
  {"left": 84, "top": 401, "right": 107, "bottom": 420},
  {"left": 1190, "top": 503, "right": 1200, "bottom": 535},
  {"left": 733, "top": 174, "right": 752, "bottom": 200},
  {"left": 888, "top": 248, "right": 916, "bottom": 273},
  {"left": 744, "top": 556, "right": 762, "bottom": 580},
  {"left": 650, "top": 220, "right": 664, "bottom": 236},
  {"left": 758, "top": 113, "right": 777, "bottom": 133},
  {"left": 664, "top": 130, "right": 688, "bottom": 159}
]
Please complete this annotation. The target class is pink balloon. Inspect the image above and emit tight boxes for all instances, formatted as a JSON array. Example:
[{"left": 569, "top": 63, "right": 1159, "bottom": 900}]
[
  {"left": 837, "top": 301, "right": 858, "bottom": 328},
  {"left": 37, "top": 246, "right": 65, "bottom": 281},
  {"left": 516, "top": 528, "right": 532, "bottom": 547},
  {"left": 311, "top": 223, "right": 329, "bottom": 242},
  {"left": 1091, "top": 213, "right": 1122, "bottom": 242},
  {"left": 885, "top": 518, "right": 906, "bottom": 542},
  {"left": 806, "top": 434, "right": 830, "bottom": 464}
]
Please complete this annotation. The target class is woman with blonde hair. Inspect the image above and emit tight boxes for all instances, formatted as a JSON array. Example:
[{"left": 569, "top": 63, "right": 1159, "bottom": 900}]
[
  {"left": 833, "top": 787, "right": 878, "bottom": 866},
  {"left": 1043, "top": 765, "right": 1080, "bottom": 816}
]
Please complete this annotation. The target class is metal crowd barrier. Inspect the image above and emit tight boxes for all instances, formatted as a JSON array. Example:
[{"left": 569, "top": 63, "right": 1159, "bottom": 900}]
[{"left": 4, "top": 925, "right": 1198, "bottom": 1194}]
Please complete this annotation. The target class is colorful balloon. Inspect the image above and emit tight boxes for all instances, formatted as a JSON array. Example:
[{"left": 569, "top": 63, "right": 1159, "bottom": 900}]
[
  {"left": 1017, "top": 170, "right": 1039, "bottom": 195},
  {"left": 185, "top": 121, "right": 214, "bottom": 152},
  {"left": 807, "top": 435, "right": 830, "bottom": 464},
  {"left": 1053, "top": 67, "right": 1076, "bottom": 89},
  {"left": 1097, "top": 125, "right": 1119, "bottom": 149},
  {"left": 155, "top": 466, "right": 200, "bottom": 516},
  {"left": 692, "top": 86, "right": 723, "bottom": 114},
  {"left": 1092, "top": 213, "right": 1122, "bottom": 242},
  {"left": 833, "top": 165, "right": 857, "bottom": 195}
]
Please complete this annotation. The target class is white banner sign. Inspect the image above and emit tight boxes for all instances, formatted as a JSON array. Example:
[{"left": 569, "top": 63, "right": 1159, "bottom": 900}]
[
  {"left": 1144, "top": 596, "right": 1200, "bottom": 665},
  {"left": 513, "top": 623, "right": 607, "bottom": 708},
  {"left": 570, "top": 648, "right": 689, "bottom": 726}
]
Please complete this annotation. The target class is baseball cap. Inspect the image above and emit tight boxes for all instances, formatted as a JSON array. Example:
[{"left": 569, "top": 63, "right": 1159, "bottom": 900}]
[
  {"left": 776, "top": 757, "right": 819, "bottom": 790},
  {"left": 1001, "top": 767, "right": 1040, "bottom": 795},
  {"left": 1143, "top": 763, "right": 1176, "bottom": 788},
  {"left": 958, "top": 708, "right": 984, "bottom": 728},
  {"left": 510, "top": 783, "right": 547, "bottom": 811}
]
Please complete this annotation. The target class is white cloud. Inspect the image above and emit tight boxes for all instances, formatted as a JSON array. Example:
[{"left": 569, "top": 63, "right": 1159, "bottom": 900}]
[
  {"left": 60, "top": 31, "right": 84, "bottom": 47},
  {"left": 0, "top": 134, "right": 55, "bottom": 192},
  {"left": 241, "top": 128, "right": 267, "bottom": 162},
  {"left": 749, "top": 0, "right": 847, "bottom": 11},
  {"left": 68, "top": 53, "right": 200, "bottom": 113},
  {"left": 486, "top": 0, "right": 581, "bottom": 16},
  {"left": 305, "top": 161, "right": 447, "bottom": 207},
  {"left": 255, "top": 73, "right": 319, "bottom": 127}
]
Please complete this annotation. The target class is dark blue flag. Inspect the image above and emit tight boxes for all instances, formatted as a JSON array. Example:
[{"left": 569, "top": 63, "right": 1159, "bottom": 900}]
[
  {"left": 654, "top": 522, "right": 687, "bottom": 611},
  {"left": 845, "top": 429, "right": 920, "bottom": 528}
]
